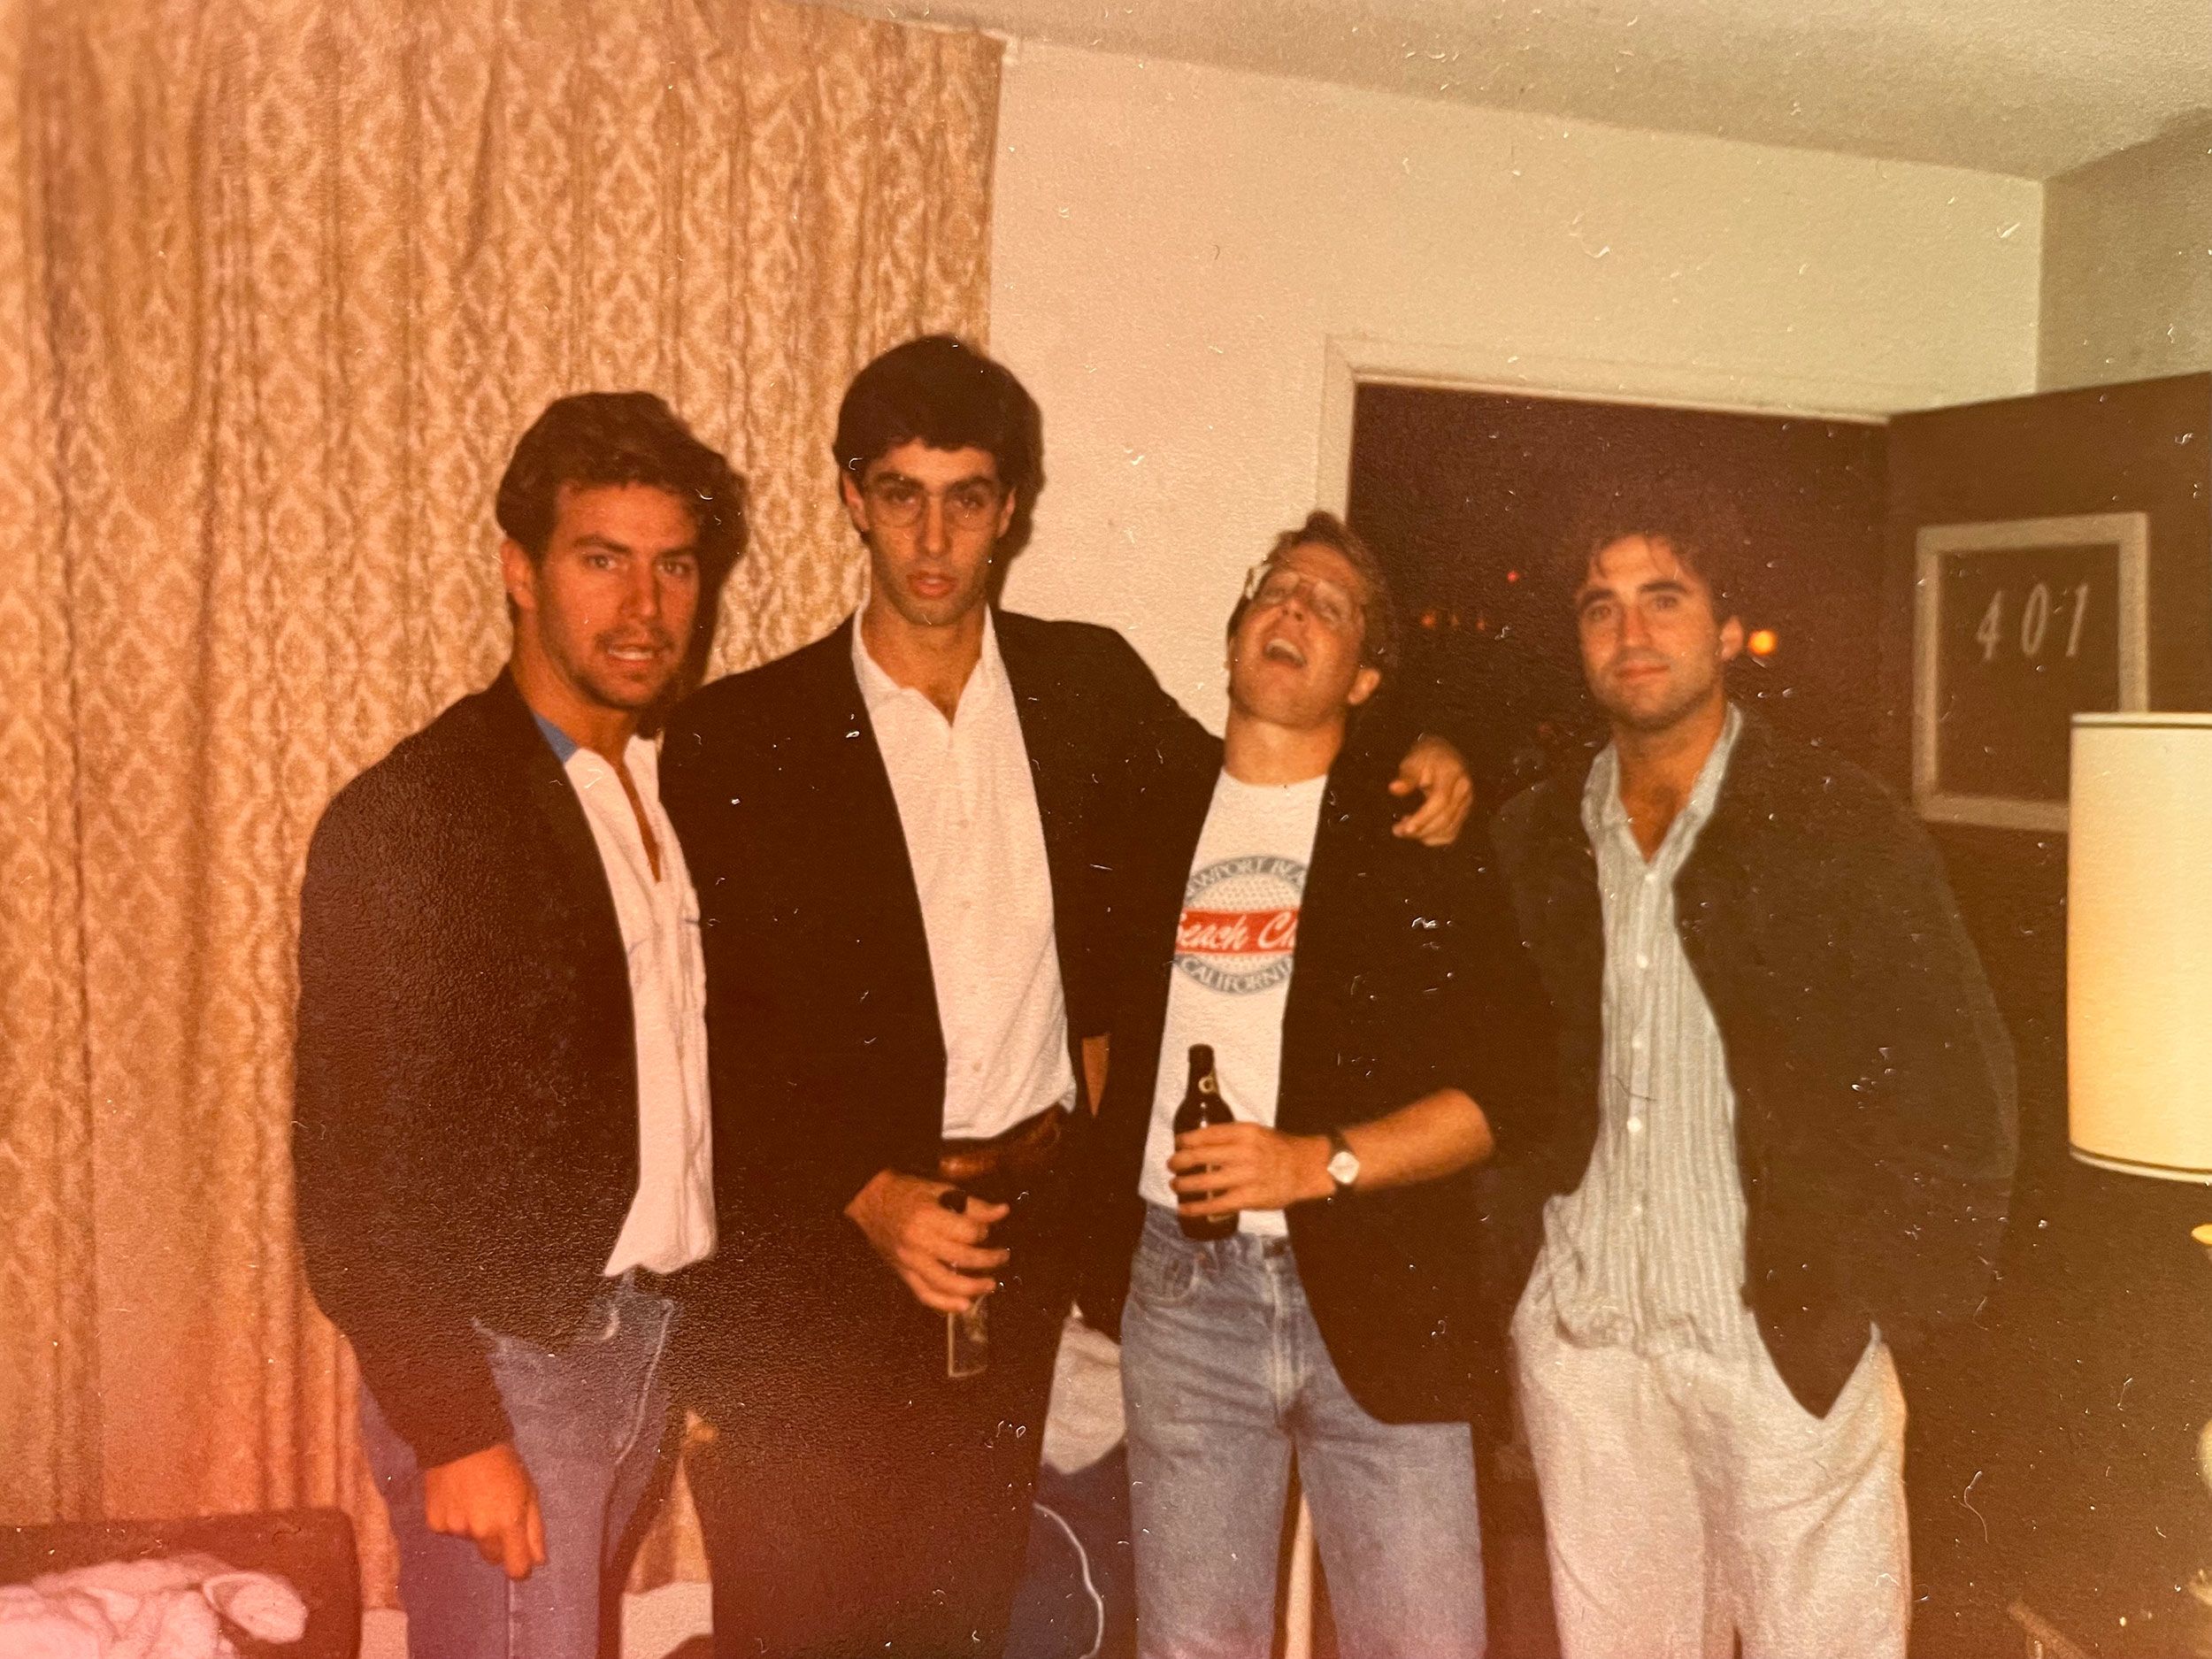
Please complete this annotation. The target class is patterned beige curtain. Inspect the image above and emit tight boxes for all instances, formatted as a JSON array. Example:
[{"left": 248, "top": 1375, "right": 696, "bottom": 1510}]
[{"left": 0, "top": 0, "right": 999, "bottom": 1603}]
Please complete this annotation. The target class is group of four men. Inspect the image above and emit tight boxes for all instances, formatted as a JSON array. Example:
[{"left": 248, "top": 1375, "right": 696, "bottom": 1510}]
[{"left": 295, "top": 334, "right": 2016, "bottom": 1659}]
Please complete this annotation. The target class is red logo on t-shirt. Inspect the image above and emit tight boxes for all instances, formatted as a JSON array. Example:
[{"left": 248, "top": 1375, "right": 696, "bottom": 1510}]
[
  {"left": 1177, "top": 908, "right": 1300, "bottom": 955},
  {"left": 1174, "top": 855, "right": 1306, "bottom": 995}
]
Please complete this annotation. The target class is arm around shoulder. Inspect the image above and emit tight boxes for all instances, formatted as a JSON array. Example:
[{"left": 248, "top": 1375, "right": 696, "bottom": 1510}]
[{"left": 1083, "top": 621, "right": 1215, "bottom": 774}]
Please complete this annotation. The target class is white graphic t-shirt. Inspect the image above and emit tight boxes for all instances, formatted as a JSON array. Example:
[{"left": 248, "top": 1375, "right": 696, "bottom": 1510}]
[{"left": 1138, "top": 770, "right": 1328, "bottom": 1236}]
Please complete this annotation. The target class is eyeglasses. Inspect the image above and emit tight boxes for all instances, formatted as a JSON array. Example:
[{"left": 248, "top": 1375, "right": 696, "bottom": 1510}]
[
  {"left": 862, "top": 476, "right": 1008, "bottom": 533},
  {"left": 1242, "top": 560, "right": 1364, "bottom": 635}
]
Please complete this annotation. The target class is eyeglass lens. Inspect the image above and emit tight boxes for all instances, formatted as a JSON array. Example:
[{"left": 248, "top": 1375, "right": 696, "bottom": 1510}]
[{"left": 865, "top": 480, "right": 1003, "bottom": 530}]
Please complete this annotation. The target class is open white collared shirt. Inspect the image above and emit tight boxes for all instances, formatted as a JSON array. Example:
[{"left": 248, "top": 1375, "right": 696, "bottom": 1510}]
[
  {"left": 539, "top": 722, "right": 716, "bottom": 1278},
  {"left": 852, "top": 609, "right": 1074, "bottom": 1140}
]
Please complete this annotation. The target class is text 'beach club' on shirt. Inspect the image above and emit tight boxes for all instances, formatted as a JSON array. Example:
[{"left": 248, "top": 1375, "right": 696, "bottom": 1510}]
[{"left": 1138, "top": 769, "right": 1329, "bottom": 1236}]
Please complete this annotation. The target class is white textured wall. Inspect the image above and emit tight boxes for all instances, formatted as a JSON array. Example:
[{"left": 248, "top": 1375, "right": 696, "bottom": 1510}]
[
  {"left": 2040, "top": 116, "right": 2212, "bottom": 393},
  {"left": 987, "top": 42, "right": 2044, "bottom": 725}
]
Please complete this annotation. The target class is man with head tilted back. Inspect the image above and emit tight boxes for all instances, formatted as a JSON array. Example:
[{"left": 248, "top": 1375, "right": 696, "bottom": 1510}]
[
  {"left": 1085, "top": 512, "right": 1554, "bottom": 1659},
  {"left": 294, "top": 394, "right": 741, "bottom": 1658}
]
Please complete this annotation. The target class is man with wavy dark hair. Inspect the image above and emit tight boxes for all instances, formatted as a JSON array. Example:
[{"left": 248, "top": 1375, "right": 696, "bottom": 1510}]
[
  {"left": 296, "top": 391, "right": 741, "bottom": 1659},
  {"left": 1492, "top": 476, "right": 2015, "bottom": 1659},
  {"left": 664, "top": 337, "right": 1474, "bottom": 1657}
]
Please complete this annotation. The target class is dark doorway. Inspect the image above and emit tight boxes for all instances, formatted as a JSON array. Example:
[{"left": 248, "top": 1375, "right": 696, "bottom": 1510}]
[{"left": 1345, "top": 383, "right": 1889, "bottom": 808}]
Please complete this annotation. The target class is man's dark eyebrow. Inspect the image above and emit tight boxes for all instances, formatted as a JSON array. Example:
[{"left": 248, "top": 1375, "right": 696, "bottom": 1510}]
[
  {"left": 869, "top": 467, "right": 999, "bottom": 492},
  {"left": 572, "top": 531, "right": 701, "bottom": 558},
  {"left": 1576, "top": 573, "right": 1691, "bottom": 611}
]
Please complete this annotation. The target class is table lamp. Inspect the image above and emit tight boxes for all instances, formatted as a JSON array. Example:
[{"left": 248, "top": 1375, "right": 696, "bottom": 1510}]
[
  {"left": 2068, "top": 712, "right": 2212, "bottom": 1647},
  {"left": 2068, "top": 712, "right": 2212, "bottom": 1187}
]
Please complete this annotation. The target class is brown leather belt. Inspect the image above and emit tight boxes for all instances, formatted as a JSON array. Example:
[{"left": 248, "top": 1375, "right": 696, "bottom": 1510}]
[{"left": 935, "top": 1103, "right": 1071, "bottom": 1205}]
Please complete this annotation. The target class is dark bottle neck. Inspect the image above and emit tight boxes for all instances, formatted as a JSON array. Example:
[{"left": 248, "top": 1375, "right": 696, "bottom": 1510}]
[{"left": 1186, "top": 1044, "right": 1216, "bottom": 1096}]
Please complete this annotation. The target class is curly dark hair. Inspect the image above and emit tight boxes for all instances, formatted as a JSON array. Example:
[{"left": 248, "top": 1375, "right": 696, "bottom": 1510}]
[
  {"left": 832, "top": 335, "right": 1043, "bottom": 511},
  {"left": 1554, "top": 472, "right": 1749, "bottom": 616},
  {"left": 496, "top": 391, "right": 746, "bottom": 593}
]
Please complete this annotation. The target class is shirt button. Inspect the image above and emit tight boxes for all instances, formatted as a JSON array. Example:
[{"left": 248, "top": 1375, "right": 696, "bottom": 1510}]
[
  {"left": 1626, "top": 1116, "right": 1645, "bottom": 1135},
  {"left": 1631, "top": 1036, "right": 1647, "bottom": 1052},
  {"left": 1636, "top": 953, "right": 1651, "bottom": 971}
]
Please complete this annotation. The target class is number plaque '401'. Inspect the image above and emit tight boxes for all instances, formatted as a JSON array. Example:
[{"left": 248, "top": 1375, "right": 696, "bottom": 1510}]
[
  {"left": 1972, "top": 580, "right": 2093, "bottom": 664},
  {"left": 1913, "top": 512, "right": 2148, "bottom": 833}
]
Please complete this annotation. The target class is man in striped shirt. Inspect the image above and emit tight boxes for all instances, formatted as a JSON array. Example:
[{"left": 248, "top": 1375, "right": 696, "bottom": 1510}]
[{"left": 1492, "top": 477, "right": 2016, "bottom": 1659}]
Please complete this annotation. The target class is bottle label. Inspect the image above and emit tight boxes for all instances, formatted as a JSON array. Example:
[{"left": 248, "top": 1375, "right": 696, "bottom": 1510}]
[{"left": 947, "top": 1302, "right": 987, "bottom": 1379}]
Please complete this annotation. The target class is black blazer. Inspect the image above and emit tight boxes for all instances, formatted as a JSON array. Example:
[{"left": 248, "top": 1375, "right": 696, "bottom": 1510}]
[
  {"left": 293, "top": 672, "right": 640, "bottom": 1468},
  {"left": 1492, "top": 712, "right": 2018, "bottom": 1414},
  {"left": 658, "top": 611, "right": 1209, "bottom": 1399},
  {"left": 1087, "top": 736, "right": 1555, "bottom": 1425}
]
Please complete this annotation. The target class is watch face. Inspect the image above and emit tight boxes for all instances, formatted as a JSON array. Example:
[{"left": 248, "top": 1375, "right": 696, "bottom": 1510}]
[{"left": 1327, "top": 1148, "right": 1360, "bottom": 1187}]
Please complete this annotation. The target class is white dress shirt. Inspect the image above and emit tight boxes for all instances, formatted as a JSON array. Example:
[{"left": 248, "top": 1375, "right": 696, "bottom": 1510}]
[
  {"left": 544, "top": 727, "right": 715, "bottom": 1277},
  {"left": 853, "top": 610, "right": 1074, "bottom": 1140}
]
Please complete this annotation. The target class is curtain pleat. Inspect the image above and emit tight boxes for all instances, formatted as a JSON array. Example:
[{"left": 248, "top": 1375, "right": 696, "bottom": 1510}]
[{"left": 0, "top": 0, "right": 1000, "bottom": 1604}]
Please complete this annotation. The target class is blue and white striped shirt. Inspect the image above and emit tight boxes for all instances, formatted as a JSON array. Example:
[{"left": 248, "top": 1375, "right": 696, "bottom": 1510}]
[{"left": 1536, "top": 705, "right": 1753, "bottom": 1355}]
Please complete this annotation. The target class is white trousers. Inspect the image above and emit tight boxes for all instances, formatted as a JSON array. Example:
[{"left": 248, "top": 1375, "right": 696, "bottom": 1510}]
[{"left": 1512, "top": 1272, "right": 1910, "bottom": 1659}]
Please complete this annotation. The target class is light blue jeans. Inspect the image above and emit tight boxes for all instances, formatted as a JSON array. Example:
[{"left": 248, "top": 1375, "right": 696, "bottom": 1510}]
[
  {"left": 358, "top": 1275, "right": 676, "bottom": 1659},
  {"left": 1120, "top": 1205, "right": 1486, "bottom": 1659}
]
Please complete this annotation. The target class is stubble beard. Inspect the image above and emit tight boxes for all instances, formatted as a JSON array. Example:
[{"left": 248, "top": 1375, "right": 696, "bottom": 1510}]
[
  {"left": 1597, "top": 657, "right": 1723, "bottom": 738},
  {"left": 872, "top": 554, "right": 993, "bottom": 634},
  {"left": 1227, "top": 639, "right": 1355, "bottom": 735},
  {"left": 565, "top": 630, "right": 683, "bottom": 716},
  {"left": 881, "top": 587, "right": 978, "bottom": 632}
]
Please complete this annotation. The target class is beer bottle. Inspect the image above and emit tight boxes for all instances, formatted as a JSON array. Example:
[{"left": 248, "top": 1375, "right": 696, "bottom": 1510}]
[{"left": 1173, "top": 1043, "right": 1237, "bottom": 1241}]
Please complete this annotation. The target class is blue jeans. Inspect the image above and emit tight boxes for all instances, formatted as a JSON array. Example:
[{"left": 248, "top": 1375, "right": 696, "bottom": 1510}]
[
  {"left": 358, "top": 1275, "right": 677, "bottom": 1659},
  {"left": 1121, "top": 1206, "right": 1486, "bottom": 1659}
]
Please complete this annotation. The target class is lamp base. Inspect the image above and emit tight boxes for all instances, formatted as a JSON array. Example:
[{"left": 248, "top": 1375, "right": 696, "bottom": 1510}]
[{"left": 2068, "top": 1145, "right": 2212, "bottom": 1184}]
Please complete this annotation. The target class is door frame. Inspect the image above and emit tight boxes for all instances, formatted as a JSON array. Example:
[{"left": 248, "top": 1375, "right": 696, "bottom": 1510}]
[{"left": 1314, "top": 334, "right": 1941, "bottom": 514}]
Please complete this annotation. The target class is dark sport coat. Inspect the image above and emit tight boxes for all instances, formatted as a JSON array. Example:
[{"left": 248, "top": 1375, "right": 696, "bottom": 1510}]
[
  {"left": 1087, "top": 734, "right": 1555, "bottom": 1424},
  {"left": 1492, "top": 711, "right": 2018, "bottom": 1415},
  {"left": 658, "top": 611, "right": 1210, "bottom": 1399},
  {"left": 294, "top": 672, "right": 641, "bottom": 1469}
]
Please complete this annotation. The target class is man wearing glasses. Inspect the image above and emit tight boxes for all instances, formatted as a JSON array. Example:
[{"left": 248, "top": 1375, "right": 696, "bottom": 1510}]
[
  {"left": 1087, "top": 514, "right": 1553, "bottom": 1659},
  {"left": 660, "top": 337, "right": 1473, "bottom": 1657}
]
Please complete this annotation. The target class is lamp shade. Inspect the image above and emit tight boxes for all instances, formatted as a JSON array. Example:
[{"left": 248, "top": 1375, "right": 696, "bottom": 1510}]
[{"left": 2068, "top": 711, "right": 2212, "bottom": 1182}]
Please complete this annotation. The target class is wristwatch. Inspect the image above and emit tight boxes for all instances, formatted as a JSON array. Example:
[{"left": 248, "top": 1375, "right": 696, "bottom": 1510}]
[{"left": 1325, "top": 1129, "right": 1362, "bottom": 1197}]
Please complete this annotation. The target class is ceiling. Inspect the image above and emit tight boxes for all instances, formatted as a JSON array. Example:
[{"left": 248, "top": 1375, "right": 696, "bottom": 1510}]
[{"left": 825, "top": 0, "right": 2212, "bottom": 179}]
